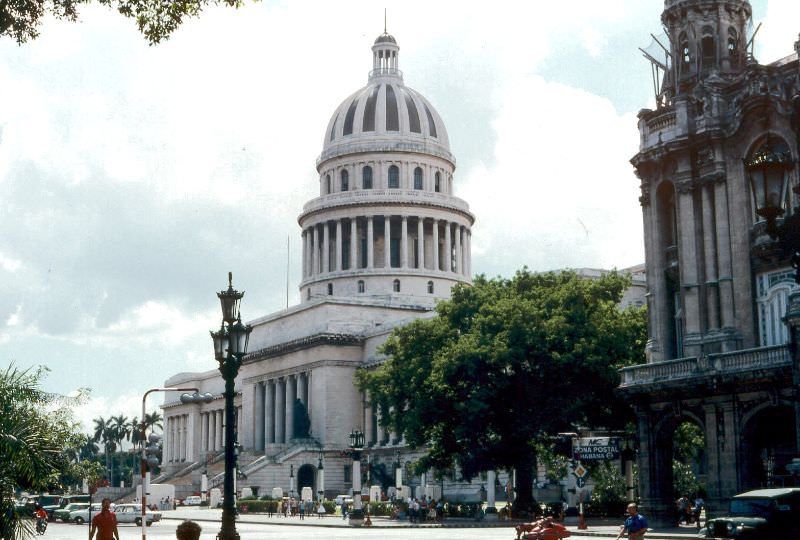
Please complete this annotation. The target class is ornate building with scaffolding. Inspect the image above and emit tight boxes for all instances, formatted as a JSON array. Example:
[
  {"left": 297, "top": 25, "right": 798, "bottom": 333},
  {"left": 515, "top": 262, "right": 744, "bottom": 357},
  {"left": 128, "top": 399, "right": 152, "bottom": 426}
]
[{"left": 621, "top": 0, "right": 800, "bottom": 525}]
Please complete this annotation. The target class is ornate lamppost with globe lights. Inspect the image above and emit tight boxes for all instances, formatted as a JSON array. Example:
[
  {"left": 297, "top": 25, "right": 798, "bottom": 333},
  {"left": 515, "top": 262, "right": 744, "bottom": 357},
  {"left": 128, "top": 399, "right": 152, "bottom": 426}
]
[
  {"left": 348, "top": 429, "right": 365, "bottom": 525},
  {"left": 209, "top": 273, "right": 252, "bottom": 540}
]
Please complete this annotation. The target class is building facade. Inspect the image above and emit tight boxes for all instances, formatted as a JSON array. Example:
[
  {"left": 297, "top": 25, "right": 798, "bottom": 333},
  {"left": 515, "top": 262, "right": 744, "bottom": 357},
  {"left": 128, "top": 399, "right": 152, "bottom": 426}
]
[
  {"left": 158, "top": 31, "right": 479, "bottom": 500},
  {"left": 621, "top": 0, "right": 800, "bottom": 524}
]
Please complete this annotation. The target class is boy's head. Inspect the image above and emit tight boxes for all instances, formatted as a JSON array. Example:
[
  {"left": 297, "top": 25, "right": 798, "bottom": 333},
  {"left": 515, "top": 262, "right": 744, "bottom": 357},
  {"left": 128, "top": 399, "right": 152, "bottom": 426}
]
[{"left": 176, "top": 520, "right": 202, "bottom": 540}]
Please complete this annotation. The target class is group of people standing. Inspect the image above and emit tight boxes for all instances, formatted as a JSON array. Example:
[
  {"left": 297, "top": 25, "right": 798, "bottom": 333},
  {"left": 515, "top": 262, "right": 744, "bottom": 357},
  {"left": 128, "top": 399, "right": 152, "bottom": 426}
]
[
  {"left": 675, "top": 494, "right": 704, "bottom": 528},
  {"left": 266, "top": 497, "right": 323, "bottom": 519},
  {"left": 404, "top": 495, "right": 442, "bottom": 523}
]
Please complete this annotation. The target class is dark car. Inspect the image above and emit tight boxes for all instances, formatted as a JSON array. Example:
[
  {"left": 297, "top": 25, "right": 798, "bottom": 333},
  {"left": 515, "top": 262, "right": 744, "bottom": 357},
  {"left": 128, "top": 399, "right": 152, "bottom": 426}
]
[{"left": 700, "top": 488, "right": 800, "bottom": 539}]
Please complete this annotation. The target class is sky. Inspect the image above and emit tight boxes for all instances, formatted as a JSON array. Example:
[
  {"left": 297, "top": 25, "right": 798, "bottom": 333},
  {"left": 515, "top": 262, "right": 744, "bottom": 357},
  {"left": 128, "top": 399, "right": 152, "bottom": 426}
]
[{"left": 0, "top": 0, "right": 798, "bottom": 434}]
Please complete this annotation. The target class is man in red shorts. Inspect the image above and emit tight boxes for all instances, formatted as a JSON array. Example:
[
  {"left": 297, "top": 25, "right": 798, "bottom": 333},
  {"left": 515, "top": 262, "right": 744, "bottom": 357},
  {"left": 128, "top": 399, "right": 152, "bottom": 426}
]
[{"left": 89, "top": 498, "right": 119, "bottom": 540}]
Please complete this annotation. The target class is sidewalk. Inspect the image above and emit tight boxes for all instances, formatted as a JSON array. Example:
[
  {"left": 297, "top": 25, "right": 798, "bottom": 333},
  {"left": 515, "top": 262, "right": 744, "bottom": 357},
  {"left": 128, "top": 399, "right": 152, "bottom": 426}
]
[{"left": 159, "top": 508, "right": 701, "bottom": 537}]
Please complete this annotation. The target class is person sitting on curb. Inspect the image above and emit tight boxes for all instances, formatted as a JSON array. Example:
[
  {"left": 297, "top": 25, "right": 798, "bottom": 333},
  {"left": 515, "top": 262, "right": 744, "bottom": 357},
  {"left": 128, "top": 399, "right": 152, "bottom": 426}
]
[
  {"left": 615, "top": 503, "right": 648, "bottom": 540},
  {"left": 175, "top": 520, "right": 201, "bottom": 540}
]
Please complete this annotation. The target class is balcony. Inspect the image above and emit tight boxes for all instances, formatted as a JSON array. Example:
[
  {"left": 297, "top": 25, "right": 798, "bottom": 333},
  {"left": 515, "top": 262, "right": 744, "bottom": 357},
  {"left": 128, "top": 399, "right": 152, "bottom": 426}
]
[
  {"left": 619, "top": 345, "right": 792, "bottom": 390},
  {"left": 300, "top": 189, "right": 473, "bottom": 216}
]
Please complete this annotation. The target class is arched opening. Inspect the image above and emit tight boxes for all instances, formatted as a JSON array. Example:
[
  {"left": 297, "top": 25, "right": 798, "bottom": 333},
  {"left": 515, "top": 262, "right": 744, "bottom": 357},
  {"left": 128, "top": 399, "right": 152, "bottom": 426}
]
[
  {"left": 700, "top": 26, "right": 715, "bottom": 72},
  {"left": 327, "top": 283, "right": 333, "bottom": 295},
  {"left": 434, "top": 172, "right": 441, "bottom": 192},
  {"left": 414, "top": 167, "right": 423, "bottom": 190},
  {"left": 393, "top": 279, "right": 401, "bottom": 293},
  {"left": 341, "top": 170, "right": 349, "bottom": 192},
  {"left": 679, "top": 33, "right": 691, "bottom": 77},
  {"left": 741, "top": 405, "right": 797, "bottom": 490},
  {"left": 388, "top": 165, "right": 400, "bottom": 188},
  {"left": 728, "top": 27, "right": 739, "bottom": 67},
  {"left": 297, "top": 464, "right": 316, "bottom": 497},
  {"left": 325, "top": 174, "right": 331, "bottom": 195},
  {"left": 654, "top": 416, "right": 707, "bottom": 516},
  {"left": 358, "top": 280, "right": 365, "bottom": 293},
  {"left": 362, "top": 166, "right": 373, "bottom": 189},
  {"left": 427, "top": 281, "right": 434, "bottom": 294}
]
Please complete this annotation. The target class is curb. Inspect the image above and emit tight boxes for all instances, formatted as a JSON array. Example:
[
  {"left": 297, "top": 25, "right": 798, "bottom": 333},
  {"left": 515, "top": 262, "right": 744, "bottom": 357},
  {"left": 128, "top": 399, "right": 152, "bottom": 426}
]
[{"left": 161, "top": 516, "right": 520, "bottom": 529}]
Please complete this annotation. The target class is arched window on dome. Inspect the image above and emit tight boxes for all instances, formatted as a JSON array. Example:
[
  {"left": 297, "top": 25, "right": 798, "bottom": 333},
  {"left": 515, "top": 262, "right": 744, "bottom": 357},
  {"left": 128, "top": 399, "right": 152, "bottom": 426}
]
[
  {"left": 358, "top": 280, "right": 365, "bottom": 293},
  {"left": 362, "top": 166, "right": 373, "bottom": 189},
  {"left": 393, "top": 279, "right": 401, "bottom": 293},
  {"left": 388, "top": 165, "right": 400, "bottom": 189},
  {"left": 427, "top": 281, "right": 434, "bottom": 294},
  {"left": 434, "top": 172, "right": 441, "bottom": 193},
  {"left": 341, "top": 170, "right": 349, "bottom": 192},
  {"left": 414, "top": 167, "right": 423, "bottom": 190},
  {"left": 679, "top": 32, "right": 690, "bottom": 75},
  {"left": 326, "top": 174, "right": 331, "bottom": 195}
]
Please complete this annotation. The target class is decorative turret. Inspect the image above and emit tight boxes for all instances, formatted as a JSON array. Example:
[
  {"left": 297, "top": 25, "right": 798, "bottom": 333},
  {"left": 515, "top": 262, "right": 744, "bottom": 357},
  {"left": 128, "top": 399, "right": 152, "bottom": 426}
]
[
  {"left": 371, "top": 31, "right": 401, "bottom": 81},
  {"left": 661, "top": 0, "right": 751, "bottom": 88}
]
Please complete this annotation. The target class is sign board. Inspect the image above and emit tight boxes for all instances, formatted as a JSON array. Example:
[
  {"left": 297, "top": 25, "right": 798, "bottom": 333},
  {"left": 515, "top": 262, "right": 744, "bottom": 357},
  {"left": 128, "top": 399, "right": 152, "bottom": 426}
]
[
  {"left": 576, "top": 477, "right": 587, "bottom": 488},
  {"left": 573, "top": 437, "right": 621, "bottom": 461}
]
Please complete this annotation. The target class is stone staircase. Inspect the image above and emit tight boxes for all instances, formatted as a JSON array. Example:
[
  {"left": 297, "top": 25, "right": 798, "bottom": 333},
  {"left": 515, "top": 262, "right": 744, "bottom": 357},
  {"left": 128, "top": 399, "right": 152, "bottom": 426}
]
[{"left": 208, "top": 438, "right": 321, "bottom": 490}]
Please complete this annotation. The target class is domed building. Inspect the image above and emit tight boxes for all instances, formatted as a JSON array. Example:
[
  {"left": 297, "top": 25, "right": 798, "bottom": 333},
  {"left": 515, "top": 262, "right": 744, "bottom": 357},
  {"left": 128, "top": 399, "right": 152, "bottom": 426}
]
[{"left": 157, "top": 31, "right": 479, "bottom": 501}]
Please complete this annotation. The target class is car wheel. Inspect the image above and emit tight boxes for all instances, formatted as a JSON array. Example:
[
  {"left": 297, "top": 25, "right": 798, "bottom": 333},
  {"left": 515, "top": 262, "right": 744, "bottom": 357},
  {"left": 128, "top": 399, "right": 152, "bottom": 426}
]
[
  {"left": 135, "top": 517, "right": 142, "bottom": 526},
  {"left": 74, "top": 517, "right": 85, "bottom": 525}
]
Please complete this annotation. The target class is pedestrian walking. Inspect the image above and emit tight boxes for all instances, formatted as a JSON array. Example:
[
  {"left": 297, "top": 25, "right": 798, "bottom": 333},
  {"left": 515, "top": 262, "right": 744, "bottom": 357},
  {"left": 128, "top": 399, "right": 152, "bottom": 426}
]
[
  {"left": 299, "top": 498, "right": 305, "bottom": 520},
  {"left": 692, "top": 495, "right": 705, "bottom": 529},
  {"left": 89, "top": 498, "right": 119, "bottom": 540},
  {"left": 615, "top": 503, "right": 648, "bottom": 540}
]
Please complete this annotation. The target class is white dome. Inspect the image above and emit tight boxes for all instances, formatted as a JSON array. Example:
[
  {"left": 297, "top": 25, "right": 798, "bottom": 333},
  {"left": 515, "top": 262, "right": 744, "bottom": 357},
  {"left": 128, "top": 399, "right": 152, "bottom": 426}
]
[{"left": 318, "top": 33, "right": 453, "bottom": 167}]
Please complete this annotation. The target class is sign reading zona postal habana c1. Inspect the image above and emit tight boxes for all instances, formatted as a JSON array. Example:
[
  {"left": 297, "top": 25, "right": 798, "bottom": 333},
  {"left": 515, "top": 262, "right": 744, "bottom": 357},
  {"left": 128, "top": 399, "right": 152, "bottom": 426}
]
[{"left": 573, "top": 437, "right": 621, "bottom": 461}]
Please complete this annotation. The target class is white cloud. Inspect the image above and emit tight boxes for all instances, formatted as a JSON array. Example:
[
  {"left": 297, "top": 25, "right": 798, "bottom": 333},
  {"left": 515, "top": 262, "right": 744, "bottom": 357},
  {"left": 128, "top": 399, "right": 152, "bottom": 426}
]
[
  {"left": 73, "top": 392, "right": 147, "bottom": 438},
  {"left": 757, "top": 0, "right": 800, "bottom": 64}
]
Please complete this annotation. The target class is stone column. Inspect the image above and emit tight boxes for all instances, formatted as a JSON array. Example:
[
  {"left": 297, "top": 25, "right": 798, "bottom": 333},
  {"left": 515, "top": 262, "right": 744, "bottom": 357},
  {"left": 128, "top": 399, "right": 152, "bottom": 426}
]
[
  {"left": 315, "top": 225, "right": 322, "bottom": 274},
  {"left": 417, "top": 217, "right": 424, "bottom": 269},
  {"left": 486, "top": 470, "right": 497, "bottom": 510},
  {"left": 286, "top": 374, "right": 296, "bottom": 442},
  {"left": 300, "top": 372, "right": 309, "bottom": 407},
  {"left": 376, "top": 409, "right": 385, "bottom": 446},
  {"left": 200, "top": 413, "right": 207, "bottom": 454},
  {"left": 335, "top": 219, "right": 343, "bottom": 272},
  {"left": 444, "top": 221, "right": 452, "bottom": 272},
  {"left": 265, "top": 380, "right": 275, "bottom": 445},
  {"left": 455, "top": 225, "right": 463, "bottom": 274},
  {"left": 275, "top": 378, "right": 285, "bottom": 444},
  {"left": 216, "top": 409, "right": 225, "bottom": 450},
  {"left": 307, "top": 228, "right": 313, "bottom": 277},
  {"left": 401, "top": 216, "right": 408, "bottom": 268},
  {"left": 181, "top": 415, "right": 187, "bottom": 461},
  {"left": 302, "top": 230, "right": 308, "bottom": 278},
  {"left": 676, "top": 179, "right": 701, "bottom": 353},
  {"left": 350, "top": 218, "right": 358, "bottom": 270},
  {"left": 466, "top": 229, "right": 472, "bottom": 277},
  {"left": 432, "top": 220, "right": 439, "bottom": 271},
  {"left": 322, "top": 222, "right": 330, "bottom": 273},
  {"left": 384, "top": 215, "right": 392, "bottom": 268},
  {"left": 714, "top": 180, "right": 734, "bottom": 332},
  {"left": 254, "top": 382, "right": 265, "bottom": 451},
  {"left": 702, "top": 184, "right": 720, "bottom": 331},
  {"left": 367, "top": 216, "right": 375, "bottom": 269},
  {"left": 364, "top": 393, "right": 374, "bottom": 445},
  {"left": 703, "top": 404, "right": 723, "bottom": 511},
  {"left": 207, "top": 412, "right": 215, "bottom": 454}
]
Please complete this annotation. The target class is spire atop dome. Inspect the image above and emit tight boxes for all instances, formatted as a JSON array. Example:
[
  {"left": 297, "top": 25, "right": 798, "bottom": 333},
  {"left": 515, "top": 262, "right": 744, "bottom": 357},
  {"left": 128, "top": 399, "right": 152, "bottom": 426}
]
[{"left": 371, "top": 23, "right": 401, "bottom": 81}]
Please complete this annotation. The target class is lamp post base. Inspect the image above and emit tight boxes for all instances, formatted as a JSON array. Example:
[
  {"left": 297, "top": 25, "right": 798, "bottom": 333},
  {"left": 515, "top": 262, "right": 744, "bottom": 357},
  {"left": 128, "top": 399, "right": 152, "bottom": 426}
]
[{"left": 216, "top": 508, "right": 240, "bottom": 540}]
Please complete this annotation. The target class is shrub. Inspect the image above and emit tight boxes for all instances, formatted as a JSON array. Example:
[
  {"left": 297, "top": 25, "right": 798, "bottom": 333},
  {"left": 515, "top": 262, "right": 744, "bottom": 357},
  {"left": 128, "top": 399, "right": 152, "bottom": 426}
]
[{"left": 235, "top": 500, "right": 279, "bottom": 514}]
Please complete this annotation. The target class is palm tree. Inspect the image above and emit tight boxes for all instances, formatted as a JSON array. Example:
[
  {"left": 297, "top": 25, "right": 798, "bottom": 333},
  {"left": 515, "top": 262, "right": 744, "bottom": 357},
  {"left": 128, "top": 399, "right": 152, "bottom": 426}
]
[
  {"left": 144, "top": 411, "right": 163, "bottom": 436},
  {"left": 129, "top": 417, "right": 143, "bottom": 449},
  {"left": 1, "top": 364, "right": 78, "bottom": 539}
]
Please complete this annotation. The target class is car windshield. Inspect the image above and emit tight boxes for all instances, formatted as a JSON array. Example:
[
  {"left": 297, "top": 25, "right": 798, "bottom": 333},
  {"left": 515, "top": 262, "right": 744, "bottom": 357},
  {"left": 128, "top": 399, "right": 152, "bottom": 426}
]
[{"left": 730, "top": 498, "right": 774, "bottom": 518}]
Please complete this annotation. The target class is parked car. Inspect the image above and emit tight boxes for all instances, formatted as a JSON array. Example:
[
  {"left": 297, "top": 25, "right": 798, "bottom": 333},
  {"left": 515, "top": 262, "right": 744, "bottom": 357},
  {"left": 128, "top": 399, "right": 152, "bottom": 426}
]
[
  {"left": 183, "top": 496, "right": 202, "bottom": 506},
  {"left": 70, "top": 503, "right": 110, "bottom": 525},
  {"left": 699, "top": 488, "right": 800, "bottom": 539},
  {"left": 54, "top": 503, "right": 89, "bottom": 522},
  {"left": 113, "top": 503, "right": 160, "bottom": 526}
]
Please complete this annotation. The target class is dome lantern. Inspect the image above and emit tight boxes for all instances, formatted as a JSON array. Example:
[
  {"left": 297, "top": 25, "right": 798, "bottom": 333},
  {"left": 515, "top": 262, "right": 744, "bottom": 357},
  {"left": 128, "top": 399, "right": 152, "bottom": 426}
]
[{"left": 371, "top": 32, "right": 401, "bottom": 81}]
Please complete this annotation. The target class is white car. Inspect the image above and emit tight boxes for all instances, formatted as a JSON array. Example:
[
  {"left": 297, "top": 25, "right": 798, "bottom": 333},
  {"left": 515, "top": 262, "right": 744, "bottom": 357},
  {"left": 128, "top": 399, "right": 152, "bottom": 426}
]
[
  {"left": 70, "top": 503, "right": 110, "bottom": 525},
  {"left": 183, "top": 496, "right": 202, "bottom": 506},
  {"left": 113, "top": 503, "right": 160, "bottom": 526}
]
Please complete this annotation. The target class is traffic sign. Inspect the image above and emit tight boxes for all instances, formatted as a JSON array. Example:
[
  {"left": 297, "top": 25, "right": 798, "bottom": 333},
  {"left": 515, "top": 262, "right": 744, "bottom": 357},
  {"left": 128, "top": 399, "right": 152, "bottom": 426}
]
[{"left": 576, "top": 477, "right": 586, "bottom": 488}]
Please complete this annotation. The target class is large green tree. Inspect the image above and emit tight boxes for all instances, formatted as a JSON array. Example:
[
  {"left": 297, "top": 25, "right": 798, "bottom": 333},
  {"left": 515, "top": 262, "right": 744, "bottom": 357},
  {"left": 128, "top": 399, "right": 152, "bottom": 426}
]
[
  {"left": 0, "top": 364, "right": 84, "bottom": 539},
  {"left": 1, "top": 0, "right": 252, "bottom": 45},
  {"left": 356, "top": 269, "right": 646, "bottom": 514}
]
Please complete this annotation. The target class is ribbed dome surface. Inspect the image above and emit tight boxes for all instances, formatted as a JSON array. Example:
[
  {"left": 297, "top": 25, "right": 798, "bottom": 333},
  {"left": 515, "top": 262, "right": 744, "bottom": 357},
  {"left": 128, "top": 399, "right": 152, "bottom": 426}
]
[{"left": 319, "top": 33, "right": 453, "bottom": 165}]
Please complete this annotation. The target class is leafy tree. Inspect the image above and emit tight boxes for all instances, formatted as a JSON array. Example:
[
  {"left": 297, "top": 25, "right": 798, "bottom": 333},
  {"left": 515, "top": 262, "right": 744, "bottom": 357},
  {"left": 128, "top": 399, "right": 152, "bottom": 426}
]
[
  {"left": 1, "top": 0, "right": 251, "bottom": 45},
  {"left": 356, "top": 269, "right": 646, "bottom": 515},
  {"left": 143, "top": 411, "right": 162, "bottom": 436},
  {"left": 588, "top": 461, "right": 628, "bottom": 517},
  {"left": 0, "top": 364, "right": 84, "bottom": 539}
]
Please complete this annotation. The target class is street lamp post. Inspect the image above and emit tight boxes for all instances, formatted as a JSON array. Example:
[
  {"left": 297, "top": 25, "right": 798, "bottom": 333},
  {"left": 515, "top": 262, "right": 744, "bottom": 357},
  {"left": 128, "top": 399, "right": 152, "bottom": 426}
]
[
  {"left": 348, "top": 429, "right": 365, "bottom": 518},
  {"left": 139, "top": 388, "right": 211, "bottom": 540},
  {"left": 289, "top": 464, "right": 295, "bottom": 499},
  {"left": 210, "top": 272, "right": 252, "bottom": 540},
  {"left": 317, "top": 450, "right": 325, "bottom": 503}
]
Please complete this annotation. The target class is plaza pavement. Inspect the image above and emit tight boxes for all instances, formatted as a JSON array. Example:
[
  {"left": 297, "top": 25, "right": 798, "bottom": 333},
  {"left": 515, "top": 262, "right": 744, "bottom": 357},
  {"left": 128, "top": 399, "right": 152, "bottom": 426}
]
[{"left": 158, "top": 507, "right": 701, "bottom": 539}]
